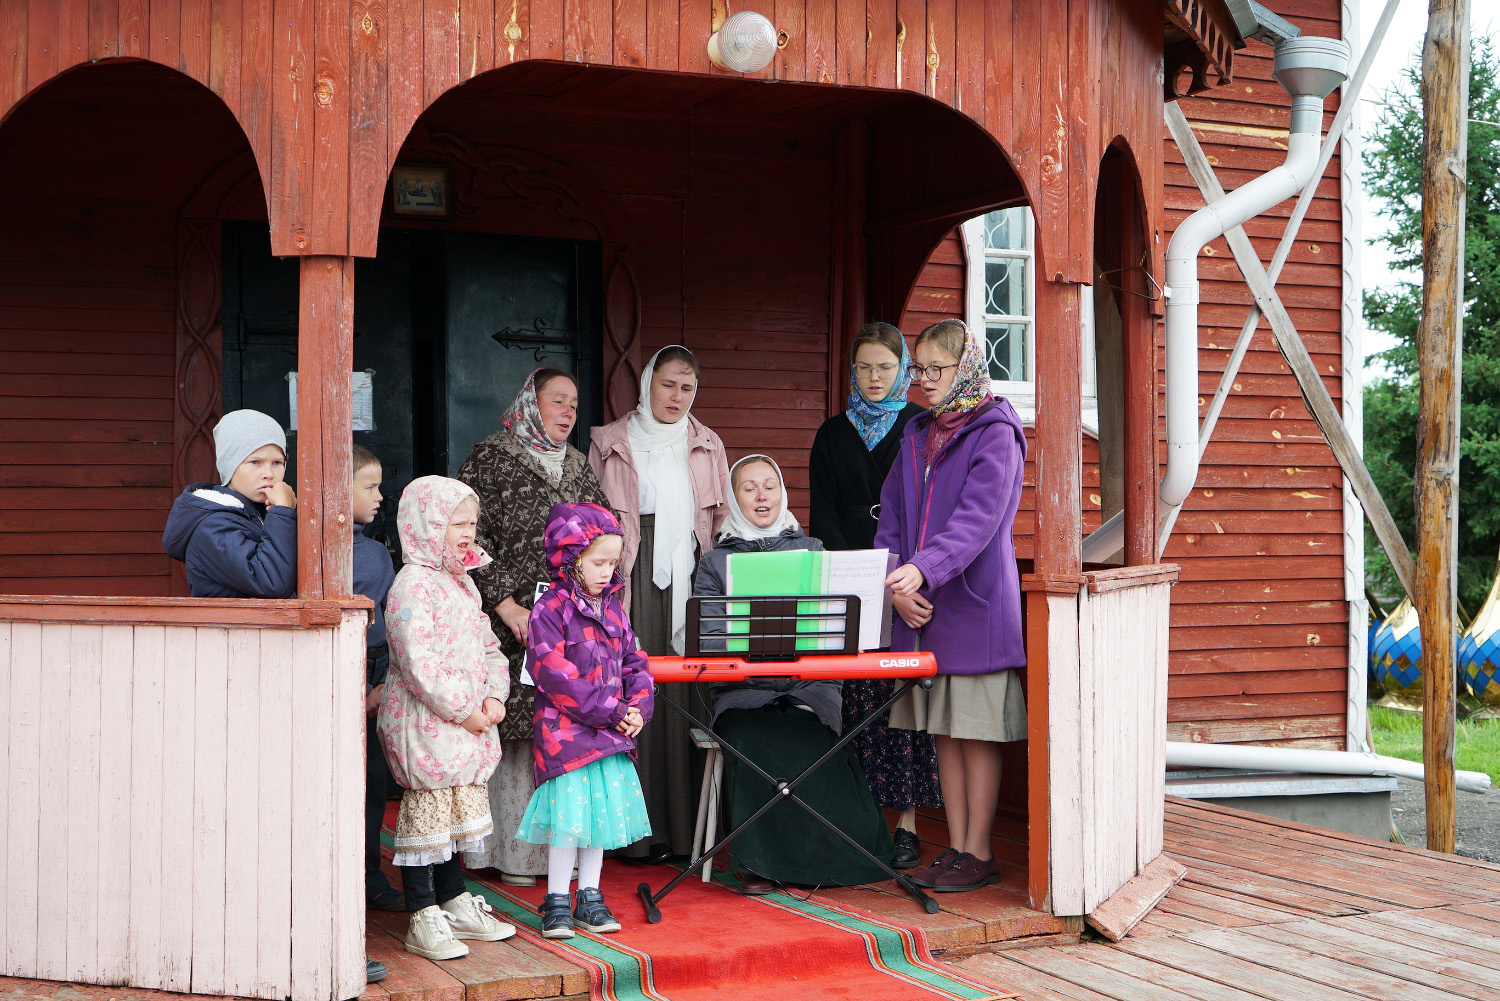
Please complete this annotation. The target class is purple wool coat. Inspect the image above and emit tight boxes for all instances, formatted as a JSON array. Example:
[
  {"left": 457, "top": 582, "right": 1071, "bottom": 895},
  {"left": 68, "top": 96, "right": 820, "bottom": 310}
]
[
  {"left": 874, "top": 398, "right": 1027, "bottom": 676},
  {"left": 526, "top": 502, "right": 656, "bottom": 786}
]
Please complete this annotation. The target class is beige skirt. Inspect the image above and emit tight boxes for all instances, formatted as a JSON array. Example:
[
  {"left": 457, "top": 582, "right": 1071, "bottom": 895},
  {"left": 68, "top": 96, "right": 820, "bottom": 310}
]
[
  {"left": 393, "top": 783, "right": 494, "bottom": 867},
  {"left": 889, "top": 669, "right": 1027, "bottom": 742}
]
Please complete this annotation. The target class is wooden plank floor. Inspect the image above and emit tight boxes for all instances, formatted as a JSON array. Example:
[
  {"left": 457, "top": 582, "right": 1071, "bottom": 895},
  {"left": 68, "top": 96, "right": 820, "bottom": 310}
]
[{"left": 952, "top": 797, "right": 1500, "bottom": 1001}]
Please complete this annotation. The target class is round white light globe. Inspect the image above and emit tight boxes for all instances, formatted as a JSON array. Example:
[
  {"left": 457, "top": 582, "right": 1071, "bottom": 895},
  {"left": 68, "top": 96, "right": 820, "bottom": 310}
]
[{"left": 708, "top": 11, "right": 778, "bottom": 74}]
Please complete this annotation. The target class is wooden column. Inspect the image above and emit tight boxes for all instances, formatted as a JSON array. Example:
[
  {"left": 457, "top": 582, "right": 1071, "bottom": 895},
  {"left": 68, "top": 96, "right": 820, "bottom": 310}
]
[
  {"left": 1032, "top": 279, "right": 1085, "bottom": 579},
  {"left": 1117, "top": 178, "right": 1158, "bottom": 567},
  {"left": 295, "top": 256, "right": 356, "bottom": 600},
  {"left": 1416, "top": 0, "right": 1470, "bottom": 855},
  {"left": 1024, "top": 276, "right": 1085, "bottom": 909}
]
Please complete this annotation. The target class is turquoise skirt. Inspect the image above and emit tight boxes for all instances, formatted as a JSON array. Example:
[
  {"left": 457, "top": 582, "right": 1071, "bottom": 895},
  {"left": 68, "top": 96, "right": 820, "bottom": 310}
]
[{"left": 516, "top": 753, "right": 653, "bottom": 849}]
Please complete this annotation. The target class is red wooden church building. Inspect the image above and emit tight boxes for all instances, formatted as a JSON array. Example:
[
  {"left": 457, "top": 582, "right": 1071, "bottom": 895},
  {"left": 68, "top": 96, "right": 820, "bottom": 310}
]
[{"left": 0, "top": 0, "right": 1360, "bottom": 998}]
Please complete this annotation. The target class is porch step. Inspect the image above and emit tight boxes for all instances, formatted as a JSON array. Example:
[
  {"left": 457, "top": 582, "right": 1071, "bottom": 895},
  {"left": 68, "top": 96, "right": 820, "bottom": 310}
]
[{"left": 365, "top": 909, "right": 589, "bottom": 1001}]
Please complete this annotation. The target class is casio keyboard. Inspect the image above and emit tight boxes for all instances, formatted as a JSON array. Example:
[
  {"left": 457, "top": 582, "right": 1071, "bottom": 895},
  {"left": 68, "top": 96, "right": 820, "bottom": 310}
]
[{"left": 636, "top": 594, "right": 940, "bottom": 921}]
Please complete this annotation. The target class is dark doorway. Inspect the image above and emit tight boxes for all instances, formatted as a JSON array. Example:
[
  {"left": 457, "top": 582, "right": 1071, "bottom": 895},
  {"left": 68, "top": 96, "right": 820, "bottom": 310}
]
[{"left": 222, "top": 223, "right": 604, "bottom": 534}]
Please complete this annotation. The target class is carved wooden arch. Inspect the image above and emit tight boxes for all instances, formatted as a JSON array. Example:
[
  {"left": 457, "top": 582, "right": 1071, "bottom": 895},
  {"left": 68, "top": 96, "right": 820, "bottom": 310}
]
[{"left": 392, "top": 127, "right": 643, "bottom": 421}]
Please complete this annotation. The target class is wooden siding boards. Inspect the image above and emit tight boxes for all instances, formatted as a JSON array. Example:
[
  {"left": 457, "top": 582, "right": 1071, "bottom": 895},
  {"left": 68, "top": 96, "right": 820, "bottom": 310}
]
[{"left": 897, "top": 5, "right": 1348, "bottom": 747}]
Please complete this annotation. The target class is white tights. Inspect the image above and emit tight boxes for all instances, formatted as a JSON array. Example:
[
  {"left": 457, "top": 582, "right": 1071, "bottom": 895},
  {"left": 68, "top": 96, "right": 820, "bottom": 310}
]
[{"left": 548, "top": 844, "right": 605, "bottom": 897}]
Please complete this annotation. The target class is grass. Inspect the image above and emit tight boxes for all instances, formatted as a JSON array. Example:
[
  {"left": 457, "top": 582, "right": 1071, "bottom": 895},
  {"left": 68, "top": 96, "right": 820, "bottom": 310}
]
[{"left": 1370, "top": 705, "right": 1500, "bottom": 785}]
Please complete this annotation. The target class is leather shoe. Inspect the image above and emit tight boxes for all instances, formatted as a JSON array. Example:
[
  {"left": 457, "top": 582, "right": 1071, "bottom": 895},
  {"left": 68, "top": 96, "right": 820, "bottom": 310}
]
[
  {"left": 643, "top": 843, "right": 674, "bottom": 865},
  {"left": 891, "top": 827, "right": 921, "bottom": 869},
  {"left": 930, "top": 853, "right": 1000, "bottom": 892},
  {"left": 735, "top": 872, "right": 777, "bottom": 895},
  {"left": 908, "top": 848, "right": 961, "bottom": 888}
]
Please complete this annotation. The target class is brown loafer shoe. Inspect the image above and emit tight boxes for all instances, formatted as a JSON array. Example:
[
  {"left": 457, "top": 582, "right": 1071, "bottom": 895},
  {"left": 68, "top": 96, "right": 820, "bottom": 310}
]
[
  {"left": 907, "top": 848, "right": 962, "bottom": 888},
  {"left": 930, "top": 853, "right": 1000, "bottom": 892}
]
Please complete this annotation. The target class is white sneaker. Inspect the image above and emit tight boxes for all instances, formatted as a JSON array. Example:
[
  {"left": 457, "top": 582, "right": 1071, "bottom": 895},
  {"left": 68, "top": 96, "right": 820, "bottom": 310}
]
[
  {"left": 440, "top": 891, "right": 516, "bottom": 942},
  {"left": 405, "top": 904, "right": 469, "bottom": 960}
]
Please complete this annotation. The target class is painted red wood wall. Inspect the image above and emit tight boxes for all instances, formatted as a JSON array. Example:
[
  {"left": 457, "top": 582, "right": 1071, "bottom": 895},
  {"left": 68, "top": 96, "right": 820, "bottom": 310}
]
[
  {"left": 901, "top": 1, "right": 1351, "bottom": 749},
  {"left": 0, "top": 64, "right": 265, "bottom": 596}
]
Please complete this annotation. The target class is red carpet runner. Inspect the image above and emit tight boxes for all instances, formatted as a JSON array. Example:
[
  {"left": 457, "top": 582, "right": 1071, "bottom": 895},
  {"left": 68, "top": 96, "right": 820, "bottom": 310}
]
[
  {"left": 465, "top": 862, "right": 1014, "bottom": 1001},
  {"left": 383, "top": 806, "right": 1011, "bottom": 1001}
]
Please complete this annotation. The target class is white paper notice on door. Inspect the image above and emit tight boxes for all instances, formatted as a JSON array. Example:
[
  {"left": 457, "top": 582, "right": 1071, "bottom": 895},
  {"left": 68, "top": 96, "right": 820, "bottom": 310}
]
[{"left": 287, "top": 370, "right": 376, "bottom": 432}]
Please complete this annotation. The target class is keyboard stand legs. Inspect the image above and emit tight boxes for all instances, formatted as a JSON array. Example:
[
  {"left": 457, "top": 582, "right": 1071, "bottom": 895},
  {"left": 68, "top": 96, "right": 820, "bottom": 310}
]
[{"left": 637, "top": 676, "right": 939, "bottom": 922}]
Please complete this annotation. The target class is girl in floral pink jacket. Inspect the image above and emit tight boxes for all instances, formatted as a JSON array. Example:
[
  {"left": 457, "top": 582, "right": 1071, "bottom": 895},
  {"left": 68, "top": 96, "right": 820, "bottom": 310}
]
[
  {"left": 517, "top": 502, "right": 655, "bottom": 939},
  {"left": 377, "top": 476, "right": 515, "bottom": 961}
]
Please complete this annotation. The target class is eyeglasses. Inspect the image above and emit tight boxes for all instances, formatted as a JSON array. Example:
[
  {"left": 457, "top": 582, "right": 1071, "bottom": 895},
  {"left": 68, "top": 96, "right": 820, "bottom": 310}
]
[
  {"left": 907, "top": 362, "right": 960, "bottom": 381},
  {"left": 853, "top": 363, "right": 900, "bottom": 377}
]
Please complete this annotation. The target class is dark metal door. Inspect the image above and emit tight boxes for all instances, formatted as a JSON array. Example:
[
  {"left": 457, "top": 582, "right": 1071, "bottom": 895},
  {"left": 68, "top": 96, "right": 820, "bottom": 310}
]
[{"left": 222, "top": 223, "right": 602, "bottom": 531}]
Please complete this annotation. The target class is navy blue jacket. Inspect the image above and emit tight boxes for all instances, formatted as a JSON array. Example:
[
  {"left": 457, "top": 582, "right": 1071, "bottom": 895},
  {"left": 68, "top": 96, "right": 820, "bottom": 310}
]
[
  {"left": 353, "top": 529, "right": 396, "bottom": 647},
  {"left": 162, "top": 483, "right": 298, "bottom": 598}
]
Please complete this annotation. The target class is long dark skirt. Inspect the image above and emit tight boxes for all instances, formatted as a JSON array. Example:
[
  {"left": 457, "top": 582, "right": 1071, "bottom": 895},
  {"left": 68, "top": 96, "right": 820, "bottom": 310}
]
[
  {"left": 719, "top": 701, "right": 896, "bottom": 886},
  {"left": 841, "top": 678, "right": 943, "bottom": 811},
  {"left": 625, "top": 515, "right": 705, "bottom": 857}
]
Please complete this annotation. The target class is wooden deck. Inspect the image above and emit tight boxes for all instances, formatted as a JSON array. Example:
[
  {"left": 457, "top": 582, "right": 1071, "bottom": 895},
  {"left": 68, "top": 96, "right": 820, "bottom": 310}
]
[
  {"left": 6, "top": 795, "right": 1498, "bottom": 1001},
  {"left": 954, "top": 797, "right": 1500, "bottom": 1000}
]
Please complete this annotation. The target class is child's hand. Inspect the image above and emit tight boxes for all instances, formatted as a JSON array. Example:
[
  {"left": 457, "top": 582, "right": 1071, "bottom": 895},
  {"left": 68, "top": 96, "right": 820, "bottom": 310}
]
[
  {"left": 616, "top": 706, "right": 644, "bottom": 738},
  {"left": 365, "top": 682, "right": 385, "bottom": 716},
  {"left": 497, "top": 596, "right": 529, "bottom": 644},
  {"left": 885, "top": 563, "right": 925, "bottom": 596},
  {"left": 460, "top": 707, "right": 491, "bottom": 735},
  {"left": 482, "top": 697, "right": 506, "bottom": 726},
  {"left": 893, "top": 592, "right": 933, "bottom": 630},
  {"left": 264, "top": 481, "right": 298, "bottom": 509}
]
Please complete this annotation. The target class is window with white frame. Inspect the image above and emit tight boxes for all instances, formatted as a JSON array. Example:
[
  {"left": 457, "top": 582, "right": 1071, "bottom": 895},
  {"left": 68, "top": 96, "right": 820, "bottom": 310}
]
[{"left": 961, "top": 208, "right": 1097, "bottom": 430}]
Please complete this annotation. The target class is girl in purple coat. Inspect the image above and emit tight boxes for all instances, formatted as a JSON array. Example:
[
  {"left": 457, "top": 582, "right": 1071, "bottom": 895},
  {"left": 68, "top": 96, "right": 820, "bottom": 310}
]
[
  {"left": 876, "top": 319, "right": 1028, "bottom": 894},
  {"left": 518, "top": 502, "right": 655, "bottom": 939}
]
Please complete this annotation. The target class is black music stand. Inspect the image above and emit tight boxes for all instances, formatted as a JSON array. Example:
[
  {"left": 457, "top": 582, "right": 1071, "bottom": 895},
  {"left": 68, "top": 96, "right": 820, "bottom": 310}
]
[{"left": 636, "top": 594, "right": 939, "bottom": 921}]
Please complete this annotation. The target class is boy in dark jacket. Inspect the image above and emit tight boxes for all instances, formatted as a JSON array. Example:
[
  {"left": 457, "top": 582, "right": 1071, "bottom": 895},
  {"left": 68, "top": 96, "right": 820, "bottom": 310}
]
[
  {"left": 161, "top": 409, "right": 297, "bottom": 598},
  {"left": 353, "top": 444, "right": 403, "bottom": 912}
]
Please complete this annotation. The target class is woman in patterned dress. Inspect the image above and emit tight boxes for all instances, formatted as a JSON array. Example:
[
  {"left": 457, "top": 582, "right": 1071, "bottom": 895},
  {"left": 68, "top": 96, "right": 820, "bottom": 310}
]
[{"left": 456, "top": 368, "right": 611, "bottom": 885}]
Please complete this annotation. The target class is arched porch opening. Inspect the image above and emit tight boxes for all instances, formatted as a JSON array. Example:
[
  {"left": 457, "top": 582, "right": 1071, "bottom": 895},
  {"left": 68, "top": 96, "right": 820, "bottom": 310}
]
[{"left": 0, "top": 60, "right": 267, "bottom": 597}]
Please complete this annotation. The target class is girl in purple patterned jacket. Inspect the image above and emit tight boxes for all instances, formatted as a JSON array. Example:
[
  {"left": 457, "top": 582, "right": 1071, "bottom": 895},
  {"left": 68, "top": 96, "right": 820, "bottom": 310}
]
[{"left": 518, "top": 502, "right": 655, "bottom": 939}]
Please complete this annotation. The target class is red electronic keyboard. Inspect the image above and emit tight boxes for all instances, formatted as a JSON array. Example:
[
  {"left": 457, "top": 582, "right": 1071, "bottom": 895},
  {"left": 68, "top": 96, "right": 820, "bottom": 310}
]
[
  {"left": 648, "top": 650, "right": 937, "bottom": 681},
  {"left": 636, "top": 594, "right": 942, "bottom": 922}
]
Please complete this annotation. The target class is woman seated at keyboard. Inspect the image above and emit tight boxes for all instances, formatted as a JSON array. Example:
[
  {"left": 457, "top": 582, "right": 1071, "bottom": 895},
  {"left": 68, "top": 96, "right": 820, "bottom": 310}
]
[{"left": 691, "top": 454, "right": 894, "bottom": 893}]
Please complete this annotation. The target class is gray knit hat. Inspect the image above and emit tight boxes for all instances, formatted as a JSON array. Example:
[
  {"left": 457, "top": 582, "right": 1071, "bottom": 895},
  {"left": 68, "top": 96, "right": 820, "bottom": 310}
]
[{"left": 213, "top": 409, "right": 287, "bottom": 485}]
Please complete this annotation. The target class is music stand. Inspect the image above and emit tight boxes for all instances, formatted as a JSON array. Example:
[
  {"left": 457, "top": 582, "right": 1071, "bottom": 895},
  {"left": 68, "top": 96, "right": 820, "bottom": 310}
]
[{"left": 636, "top": 594, "right": 940, "bottom": 921}]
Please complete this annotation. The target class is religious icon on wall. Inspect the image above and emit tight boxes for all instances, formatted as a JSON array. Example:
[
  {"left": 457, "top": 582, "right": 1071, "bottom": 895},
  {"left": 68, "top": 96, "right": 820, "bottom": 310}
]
[{"left": 391, "top": 164, "right": 451, "bottom": 217}]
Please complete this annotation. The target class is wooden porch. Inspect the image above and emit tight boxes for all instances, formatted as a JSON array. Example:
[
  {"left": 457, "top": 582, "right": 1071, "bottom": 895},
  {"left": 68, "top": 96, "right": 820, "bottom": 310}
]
[{"left": 6, "top": 797, "right": 1499, "bottom": 1001}]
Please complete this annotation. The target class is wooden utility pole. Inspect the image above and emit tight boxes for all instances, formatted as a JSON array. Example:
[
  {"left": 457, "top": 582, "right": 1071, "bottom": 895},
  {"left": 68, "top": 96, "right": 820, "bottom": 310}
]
[{"left": 1416, "top": 0, "right": 1470, "bottom": 855}]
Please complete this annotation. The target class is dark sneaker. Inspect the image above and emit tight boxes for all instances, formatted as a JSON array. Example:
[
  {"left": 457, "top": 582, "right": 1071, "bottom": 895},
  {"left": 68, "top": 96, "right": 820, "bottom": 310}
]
[
  {"left": 891, "top": 828, "right": 921, "bottom": 869},
  {"left": 366, "top": 957, "right": 388, "bottom": 983},
  {"left": 930, "top": 853, "right": 1000, "bottom": 892},
  {"left": 572, "top": 887, "right": 622, "bottom": 933},
  {"left": 540, "top": 892, "right": 575, "bottom": 939},
  {"left": 908, "top": 848, "right": 962, "bottom": 888}
]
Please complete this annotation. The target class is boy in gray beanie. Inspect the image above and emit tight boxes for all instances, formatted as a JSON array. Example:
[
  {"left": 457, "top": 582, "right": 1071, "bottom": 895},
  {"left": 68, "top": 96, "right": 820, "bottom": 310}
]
[{"left": 161, "top": 409, "right": 299, "bottom": 597}]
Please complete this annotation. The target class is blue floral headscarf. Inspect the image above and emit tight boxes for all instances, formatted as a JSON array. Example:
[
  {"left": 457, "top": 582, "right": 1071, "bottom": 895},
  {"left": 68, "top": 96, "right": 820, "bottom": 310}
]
[{"left": 845, "top": 325, "right": 913, "bottom": 450}]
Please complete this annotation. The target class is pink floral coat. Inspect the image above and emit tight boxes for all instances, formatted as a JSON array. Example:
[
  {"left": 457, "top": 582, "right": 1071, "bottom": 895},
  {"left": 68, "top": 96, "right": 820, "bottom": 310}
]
[{"left": 377, "top": 476, "right": 510, "bottom": 791}]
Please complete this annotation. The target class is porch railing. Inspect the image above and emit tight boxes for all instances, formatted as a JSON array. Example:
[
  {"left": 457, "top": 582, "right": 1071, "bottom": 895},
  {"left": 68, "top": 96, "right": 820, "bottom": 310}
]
[
  {"left": 1046, "top": 566, "right": 1177, "bottom": 915},
  {"left": 0, "top": 596, "right": 369, "bottom": 1001}
]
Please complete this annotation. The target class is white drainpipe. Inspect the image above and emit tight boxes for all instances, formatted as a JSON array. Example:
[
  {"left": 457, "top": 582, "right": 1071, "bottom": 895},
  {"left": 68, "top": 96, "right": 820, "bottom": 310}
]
[
  {"left": 1081, "top": 35, "right": 1351, "bottom": 563},
  {"left": 1166, "top": 739, "right": 1492, "bottom": 795}
]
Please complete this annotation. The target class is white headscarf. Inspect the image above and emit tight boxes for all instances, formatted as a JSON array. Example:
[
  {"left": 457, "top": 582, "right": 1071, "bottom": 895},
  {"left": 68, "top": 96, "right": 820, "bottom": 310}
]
[
  {"left": 719, "top": 455, "right": 799, "bottom": 542},
  {"left": 627, "top": 346, "right": 697, "bottom": 654}
]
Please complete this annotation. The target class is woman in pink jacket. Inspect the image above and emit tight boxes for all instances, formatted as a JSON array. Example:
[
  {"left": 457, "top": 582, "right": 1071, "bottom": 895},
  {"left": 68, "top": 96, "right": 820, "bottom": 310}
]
[{"left": 588, "top": 345, "right": 731, "bottom": 860}]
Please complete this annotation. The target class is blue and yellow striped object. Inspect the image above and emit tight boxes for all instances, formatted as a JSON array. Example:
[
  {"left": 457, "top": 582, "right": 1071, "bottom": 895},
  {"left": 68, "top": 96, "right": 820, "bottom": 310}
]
[
  {"left": 1461, "top": 575, "right": 1500, "bottom": 706},
  {"left": 1371, "top": 598, "right": 1424, "bottom": 699}
]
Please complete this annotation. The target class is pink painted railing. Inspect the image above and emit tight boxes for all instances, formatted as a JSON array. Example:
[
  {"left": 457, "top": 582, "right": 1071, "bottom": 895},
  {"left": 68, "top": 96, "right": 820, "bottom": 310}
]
[{"left": 0, "top": 597, "right": 369, "bottom": 1001}]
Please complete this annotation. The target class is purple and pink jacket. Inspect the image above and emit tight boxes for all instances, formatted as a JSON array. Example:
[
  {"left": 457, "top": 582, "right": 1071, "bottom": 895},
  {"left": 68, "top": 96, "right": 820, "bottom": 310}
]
[
  {"left": 527, "top": 502, "right": 656, "bottom": 786},
  {"left": 874, "top": 398, "right": 1027, "bottom": 676}
]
